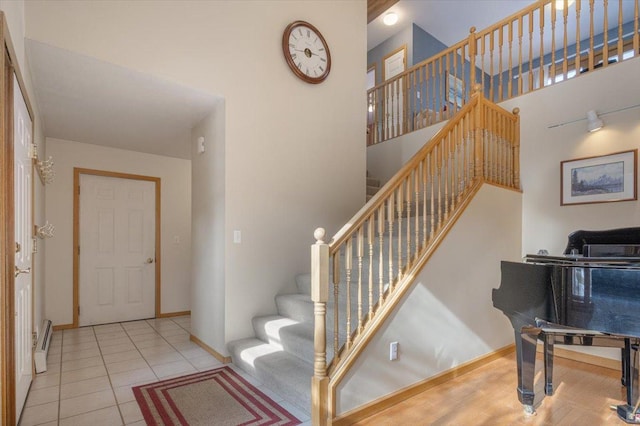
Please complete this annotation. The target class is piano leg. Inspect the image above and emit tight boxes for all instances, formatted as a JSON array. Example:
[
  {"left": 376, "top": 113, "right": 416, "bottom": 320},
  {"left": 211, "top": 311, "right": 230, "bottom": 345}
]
[
  {"left": 518, "top": 327, "right": 540, "bottom": 414},
  {"left": 623, "top": 339, "right": 631, "bottom": 387},
  {"left": 617, "top": 341, "right": 640, "bottom": 424},
  {"left": 543, "top": 332, "right": 554, "bottom": 396},
  {"left": 629, "top": 342, "right": 638, "bottom": 408}
]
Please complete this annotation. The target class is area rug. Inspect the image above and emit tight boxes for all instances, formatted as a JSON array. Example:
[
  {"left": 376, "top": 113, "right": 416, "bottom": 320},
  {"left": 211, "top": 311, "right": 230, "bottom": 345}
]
[{"left": 133, "top": 366, "right": 301, "bottom": 426}]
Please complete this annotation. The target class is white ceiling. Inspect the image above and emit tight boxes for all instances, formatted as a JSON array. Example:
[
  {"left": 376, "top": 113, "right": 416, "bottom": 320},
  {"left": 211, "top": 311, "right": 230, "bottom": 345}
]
[
  {"left": 367, "top": 0, "right": 537, "bottom": 51},
  {"left": 26, "top": 39, "right": 219, "bottom": 160}
]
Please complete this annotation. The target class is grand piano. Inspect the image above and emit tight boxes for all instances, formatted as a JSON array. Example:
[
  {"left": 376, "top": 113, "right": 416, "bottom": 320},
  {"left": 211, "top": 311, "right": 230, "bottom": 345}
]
[{"left": 493, "top": 227, "right": 640, "bottom": 424}]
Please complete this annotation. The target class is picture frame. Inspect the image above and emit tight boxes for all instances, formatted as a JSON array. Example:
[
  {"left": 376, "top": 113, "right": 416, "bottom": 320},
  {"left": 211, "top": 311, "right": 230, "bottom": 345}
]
[
  {"left": 560, "top": 149, "right": 637, "bottom": 206},
  {"left": 446, "top": 73, "right": 464, "bottom": 107}
]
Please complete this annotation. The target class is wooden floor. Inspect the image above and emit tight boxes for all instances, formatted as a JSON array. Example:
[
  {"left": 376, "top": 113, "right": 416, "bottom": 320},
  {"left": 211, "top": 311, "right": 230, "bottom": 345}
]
[{"left": 353, "top": 353, "right": 631, "bottom": 425}]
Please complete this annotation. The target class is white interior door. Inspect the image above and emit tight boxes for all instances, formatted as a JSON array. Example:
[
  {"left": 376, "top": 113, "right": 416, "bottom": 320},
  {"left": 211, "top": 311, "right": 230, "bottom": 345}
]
[
  {"left": 79, "top": 174, "right": 156, "bottom": 326},
  {"left": 384, "top": 48, "right": 405, "bottom": 138},
  {"left": 13, "top": 74, "right": 33, "bottom": 418}
]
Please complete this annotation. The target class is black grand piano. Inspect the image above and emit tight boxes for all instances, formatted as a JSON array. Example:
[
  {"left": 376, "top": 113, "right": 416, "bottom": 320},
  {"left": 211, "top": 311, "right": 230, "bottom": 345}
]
[{"left": 493, "top": 227, "right": 640, "bottom": 423}]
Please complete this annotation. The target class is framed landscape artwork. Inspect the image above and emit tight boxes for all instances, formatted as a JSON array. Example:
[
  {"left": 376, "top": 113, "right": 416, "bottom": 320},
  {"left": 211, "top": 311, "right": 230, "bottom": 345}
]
[{"left": 561, "top": 149, "right": 637, "bottom": 206}]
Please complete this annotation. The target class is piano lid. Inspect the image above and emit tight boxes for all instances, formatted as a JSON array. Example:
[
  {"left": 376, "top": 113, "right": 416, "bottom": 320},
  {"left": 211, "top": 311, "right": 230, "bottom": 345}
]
[
  {"left": 564, "top": 227, "right": 640, "bottom": 255},
  {"left": 525, "top": 253, "right": 640, "bottom": 267}
]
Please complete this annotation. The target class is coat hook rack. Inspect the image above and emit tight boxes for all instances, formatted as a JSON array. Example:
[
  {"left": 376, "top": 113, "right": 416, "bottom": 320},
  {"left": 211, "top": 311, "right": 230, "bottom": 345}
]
[{"left": 35, "top": 222, "right": 55, "bottom": 239}]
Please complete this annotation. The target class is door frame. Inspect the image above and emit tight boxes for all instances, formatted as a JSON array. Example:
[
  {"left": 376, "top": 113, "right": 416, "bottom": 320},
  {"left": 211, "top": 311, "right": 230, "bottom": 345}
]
[
  {"left": 1, "top": 11, "right": 36, "bottom": 426},
  {"left": 73, "top": 168, "right": 162, "bottom": 327},
  {"left": 382, "top": 44, "right": 407, "bottom": 136}
]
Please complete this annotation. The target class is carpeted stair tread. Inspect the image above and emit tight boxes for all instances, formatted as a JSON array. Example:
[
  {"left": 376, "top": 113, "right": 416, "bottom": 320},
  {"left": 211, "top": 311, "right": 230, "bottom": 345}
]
[{"left": 227, "top": 338, "right": 312, "bottom": 411}]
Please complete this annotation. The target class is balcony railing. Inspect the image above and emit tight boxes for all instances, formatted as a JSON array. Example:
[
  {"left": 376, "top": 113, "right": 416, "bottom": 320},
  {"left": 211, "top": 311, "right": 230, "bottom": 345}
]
[{"left": 367, "top": 0, "right": 640, "bottom": 146}]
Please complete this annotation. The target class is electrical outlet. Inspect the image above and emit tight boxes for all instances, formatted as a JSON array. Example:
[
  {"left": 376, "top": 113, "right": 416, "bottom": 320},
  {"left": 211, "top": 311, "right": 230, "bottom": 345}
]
[{"left": 390, "top": 341, "right": 399, "bottom": 361}]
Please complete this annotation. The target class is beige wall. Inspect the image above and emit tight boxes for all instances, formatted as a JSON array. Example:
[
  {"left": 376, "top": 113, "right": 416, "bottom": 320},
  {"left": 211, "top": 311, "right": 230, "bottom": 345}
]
[
  {"left": 500, "top": 58, "right": 640, "bottom": 256},
  {"left": 337, "top": 184, "right": 522, "bottom": 414},
  {"left": 190, "top": 104, "right": 227, "bottom": 352},
  {"left": 44, "top": 138, "right": 192, "bottom": 325},
  {"left": 1, "top": 1, "right": 25, "bottom": 69},
  {"left": 26, "top": 1, "right": 367, "bottom": 351}
]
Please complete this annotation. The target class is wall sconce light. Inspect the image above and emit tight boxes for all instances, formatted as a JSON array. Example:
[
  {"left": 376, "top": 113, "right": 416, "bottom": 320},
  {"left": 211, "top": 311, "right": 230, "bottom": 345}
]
[
  {"left": 586, "top": 110, "right": 604, "bottom": 132},
  {"left": 548, "top": 103, "right": 639, "bottom": 131},
  {"left": 36, "top": 156, "right": 55, "bottom": 184},
  {"left": 383, "top": 12, "right": 398, "bottom": 26}
]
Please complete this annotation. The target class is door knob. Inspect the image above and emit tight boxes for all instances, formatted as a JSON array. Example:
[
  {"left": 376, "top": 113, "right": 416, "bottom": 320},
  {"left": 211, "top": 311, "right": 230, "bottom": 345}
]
[
  {"left": 14, "top": 266, "right": 31, "bottom": 277},
  {"left": 145, "top": 258, "right": 154, "bottom": 264}
]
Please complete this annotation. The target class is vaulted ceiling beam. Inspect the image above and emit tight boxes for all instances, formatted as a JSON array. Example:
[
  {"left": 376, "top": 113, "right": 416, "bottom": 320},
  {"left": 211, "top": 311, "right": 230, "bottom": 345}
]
[{"left": 367, "top": 0, "right": 400, "bottom": 24}]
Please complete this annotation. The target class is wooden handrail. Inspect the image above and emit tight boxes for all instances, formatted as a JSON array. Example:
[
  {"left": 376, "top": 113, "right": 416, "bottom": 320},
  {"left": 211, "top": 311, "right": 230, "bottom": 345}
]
[
  {"left": 367, "top": 0, "right": 640, "bottom": 146},
  {"left": 313, "top": 88, "right": 520, "bottom": 424},
  {"left": 335, "top": 92, "right": 480, "bottom": 252}
]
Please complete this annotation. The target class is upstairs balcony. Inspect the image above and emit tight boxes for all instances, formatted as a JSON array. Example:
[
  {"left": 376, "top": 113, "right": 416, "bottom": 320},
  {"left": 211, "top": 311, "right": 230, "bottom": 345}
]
[{"left": 367, "top": 0, "right": 640, "bottom": 146}]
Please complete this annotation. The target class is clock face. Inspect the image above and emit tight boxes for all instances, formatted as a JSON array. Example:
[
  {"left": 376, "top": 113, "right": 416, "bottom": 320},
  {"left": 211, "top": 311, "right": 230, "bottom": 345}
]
[{"left": 282, "top": 21, "right": 331, "bottom": 84}]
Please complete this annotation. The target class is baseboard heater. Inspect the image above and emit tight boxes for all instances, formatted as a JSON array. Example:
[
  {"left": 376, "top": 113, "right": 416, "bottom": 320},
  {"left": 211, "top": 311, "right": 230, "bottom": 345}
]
[{"left": 35, "top": 319, "right": 52, "bottom": 374}]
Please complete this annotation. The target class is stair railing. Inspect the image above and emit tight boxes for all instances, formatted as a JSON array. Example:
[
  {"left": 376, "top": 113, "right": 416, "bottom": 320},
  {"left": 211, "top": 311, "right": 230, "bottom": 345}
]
[
  {"left": 367, "top": 0, "right": 640, "bottom": 146},
  {"left": 312, "top": 86, "right": 520, "bottom": 425}
]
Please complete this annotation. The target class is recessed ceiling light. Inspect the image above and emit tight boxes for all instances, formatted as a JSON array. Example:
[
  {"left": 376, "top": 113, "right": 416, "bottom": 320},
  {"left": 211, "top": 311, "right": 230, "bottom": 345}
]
[{"left": 383, "top": 12, "right": 398, "bottom": 26}]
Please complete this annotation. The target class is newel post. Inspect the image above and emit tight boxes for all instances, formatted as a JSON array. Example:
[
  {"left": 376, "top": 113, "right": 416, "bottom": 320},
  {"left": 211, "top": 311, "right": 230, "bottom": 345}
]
[
  {"left": 467, "top": 27, "right": 477, "bottom": 88},
  {"left": 311, "top": 228, "right": 329, "bottom": 426}
]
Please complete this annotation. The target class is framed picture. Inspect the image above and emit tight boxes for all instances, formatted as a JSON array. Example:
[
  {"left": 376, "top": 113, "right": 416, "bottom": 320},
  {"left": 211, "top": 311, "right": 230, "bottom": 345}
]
[
  {"left": 561, "top": 149, "right": 637, "bottom": 206},
  {"left": 446, "top": 73, "right": 464, "bottom": 107}
]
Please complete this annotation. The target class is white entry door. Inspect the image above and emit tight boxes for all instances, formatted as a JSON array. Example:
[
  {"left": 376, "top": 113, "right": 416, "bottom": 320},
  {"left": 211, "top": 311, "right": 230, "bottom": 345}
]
[
  {"left": 13, "top": 74, "right": 33, "bottom": 417},
  {"left": 79, "top": 174, "right": 156, "bottom": 326}
]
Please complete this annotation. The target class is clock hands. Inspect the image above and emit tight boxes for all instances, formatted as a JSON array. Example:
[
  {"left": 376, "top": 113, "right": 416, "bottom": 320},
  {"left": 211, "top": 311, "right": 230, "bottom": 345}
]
[{"left": 293, "top": 48, "right": 318, "bottom": 58}]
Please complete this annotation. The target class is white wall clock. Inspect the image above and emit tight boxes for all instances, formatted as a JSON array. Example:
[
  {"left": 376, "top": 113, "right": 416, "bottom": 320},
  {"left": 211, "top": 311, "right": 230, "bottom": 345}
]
[{"left": 282, "top": 20, "right": 331, "bottom": 84}]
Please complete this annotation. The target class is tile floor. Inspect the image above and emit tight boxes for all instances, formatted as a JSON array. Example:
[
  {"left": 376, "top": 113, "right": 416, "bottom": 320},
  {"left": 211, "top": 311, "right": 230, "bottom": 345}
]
[{"left": 19, "top": 316, "right": 311, "bottom": 425}]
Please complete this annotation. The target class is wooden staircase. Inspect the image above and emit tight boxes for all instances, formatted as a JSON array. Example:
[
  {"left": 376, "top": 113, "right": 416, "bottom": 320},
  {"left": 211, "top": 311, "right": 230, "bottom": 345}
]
[{"left": 310, "top": 87, "right": 521, "bottom": 424}]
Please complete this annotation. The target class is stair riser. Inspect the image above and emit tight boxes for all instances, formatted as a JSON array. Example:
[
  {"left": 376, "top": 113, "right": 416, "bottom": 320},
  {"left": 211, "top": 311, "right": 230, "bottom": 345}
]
[
  {"left": 275, "top": 295, "right": 313, "bottom": 323},
  {"left": 295, "top": 274, "right": 311, "bottom": 295},
  {"left": 252, "top": 316, "right": 332, "bottom": 365}
]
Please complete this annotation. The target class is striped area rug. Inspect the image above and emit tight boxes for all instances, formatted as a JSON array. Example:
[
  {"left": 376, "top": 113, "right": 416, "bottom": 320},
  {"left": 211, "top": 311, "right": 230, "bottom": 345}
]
[{"left": 133, "top": 366, "right": 300, "bottom": 426}]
